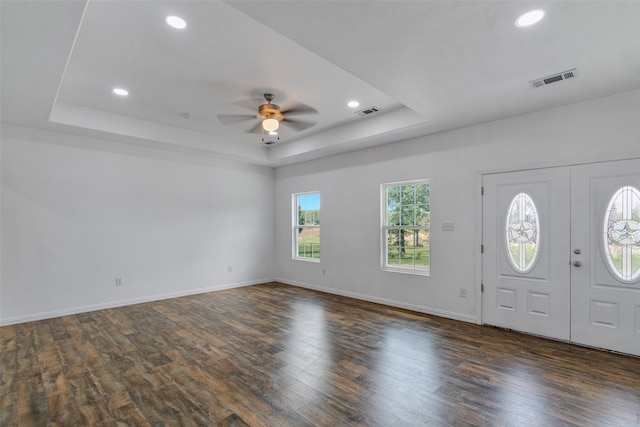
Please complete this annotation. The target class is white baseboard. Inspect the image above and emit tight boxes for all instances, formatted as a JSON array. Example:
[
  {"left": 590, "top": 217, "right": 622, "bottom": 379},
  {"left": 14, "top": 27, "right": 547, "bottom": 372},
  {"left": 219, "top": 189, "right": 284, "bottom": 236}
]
[
  {"left": 0, "top": 278, "right": 274, "bottom": 326},
  {"left": 1, "top": 278, "right": 479, "bottom": 327},
  {"left": 275, "top": 277, "right": 479, "bottom": 324}
]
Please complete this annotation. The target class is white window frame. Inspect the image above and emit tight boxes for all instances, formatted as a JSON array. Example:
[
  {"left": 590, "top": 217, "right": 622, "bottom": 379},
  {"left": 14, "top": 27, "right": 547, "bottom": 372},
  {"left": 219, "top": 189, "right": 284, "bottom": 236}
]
[
  {"left": 293, "top": 191, "right": 320, "bottom": 262},
  {"left": 381, "top": 179, "right": 430, "bottom": 276}
]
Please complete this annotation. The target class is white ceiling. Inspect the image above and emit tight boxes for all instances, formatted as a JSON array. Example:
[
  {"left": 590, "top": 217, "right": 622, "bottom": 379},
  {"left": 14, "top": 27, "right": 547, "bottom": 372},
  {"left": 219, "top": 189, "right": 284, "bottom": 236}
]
[{"left": 2, "top": 1, "right": 640, "bottom": 167}]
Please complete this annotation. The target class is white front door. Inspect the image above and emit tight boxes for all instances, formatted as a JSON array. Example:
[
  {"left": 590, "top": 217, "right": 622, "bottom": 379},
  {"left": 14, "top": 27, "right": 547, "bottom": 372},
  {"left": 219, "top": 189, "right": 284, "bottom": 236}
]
[
  {"left": 482, "top": 167, "right": 571, "bottom": 340},
  {"left": 570, "top": 159, "right": 640, "bottom": 356},
  {"left": 482, "top": 159, "right": 640, "bottom": 356}
]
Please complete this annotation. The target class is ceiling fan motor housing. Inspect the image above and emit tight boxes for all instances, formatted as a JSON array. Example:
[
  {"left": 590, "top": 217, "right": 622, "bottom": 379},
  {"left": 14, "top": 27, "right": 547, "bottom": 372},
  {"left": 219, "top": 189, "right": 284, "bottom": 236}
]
[{"left": 258, "top": 103, "right": 284, "bottom": 121}]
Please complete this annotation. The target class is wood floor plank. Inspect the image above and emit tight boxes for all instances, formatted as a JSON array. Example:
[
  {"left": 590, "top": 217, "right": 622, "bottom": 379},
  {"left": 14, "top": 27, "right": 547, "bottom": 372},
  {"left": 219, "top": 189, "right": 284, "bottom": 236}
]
[
  {"left": 15, "top": 370, "right": 49, "bottom": 425},
  {"left": 156, "top": 360, "right": 235, "bottom": 423},
  {"left": 2, "top": 282, "right": 639, "bottom": 426}
]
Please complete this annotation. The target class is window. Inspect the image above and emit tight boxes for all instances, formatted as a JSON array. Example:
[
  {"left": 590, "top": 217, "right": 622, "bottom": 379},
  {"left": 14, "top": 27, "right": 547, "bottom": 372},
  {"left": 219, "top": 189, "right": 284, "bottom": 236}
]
[
  {"left": 293, "top": 192, "right": 320, "bottom": 261},
  {"left": 603, "top": 185, "right": 640, "bottom": 283},
  {"left": 382, "top": 180, "right": 430, "bottom": 275},
  {"left": 505, "top": 192, "right": 540, "bottom": 273}
]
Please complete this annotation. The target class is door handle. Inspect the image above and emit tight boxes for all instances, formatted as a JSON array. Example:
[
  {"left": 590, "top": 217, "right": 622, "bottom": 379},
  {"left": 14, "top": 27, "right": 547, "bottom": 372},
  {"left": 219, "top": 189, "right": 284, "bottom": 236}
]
[{"left": 573, "top": 261, "right": 582, "bottom": 267}]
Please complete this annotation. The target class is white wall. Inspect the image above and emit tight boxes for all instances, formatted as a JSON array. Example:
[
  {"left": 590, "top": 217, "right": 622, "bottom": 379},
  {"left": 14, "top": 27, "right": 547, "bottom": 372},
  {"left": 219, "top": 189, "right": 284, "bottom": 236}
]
[
  {"left": 274, "top": 89, "right": 640, "bottom": 322},
  {"left": 2, "top": 90, "right": 638, "bottom": 326},
  {"left": 1, "top": 126, "right": 275, "bottom": 324}
]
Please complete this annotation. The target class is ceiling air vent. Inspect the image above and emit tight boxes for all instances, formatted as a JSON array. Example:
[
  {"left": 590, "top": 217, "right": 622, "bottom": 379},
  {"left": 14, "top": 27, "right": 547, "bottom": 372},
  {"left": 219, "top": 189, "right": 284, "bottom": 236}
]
[
  {"left": 529, "top": 68, "right": 577, "bottom": 89},
  {"left": 355, "top": 106, "right": 381, "bottom": 117}
]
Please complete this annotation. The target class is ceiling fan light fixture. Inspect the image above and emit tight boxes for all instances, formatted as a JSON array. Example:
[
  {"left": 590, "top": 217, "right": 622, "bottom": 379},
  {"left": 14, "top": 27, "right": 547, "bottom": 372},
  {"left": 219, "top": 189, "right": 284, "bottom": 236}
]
[{"left": 262, "top": 118, "right": 279, "bottom": 132}]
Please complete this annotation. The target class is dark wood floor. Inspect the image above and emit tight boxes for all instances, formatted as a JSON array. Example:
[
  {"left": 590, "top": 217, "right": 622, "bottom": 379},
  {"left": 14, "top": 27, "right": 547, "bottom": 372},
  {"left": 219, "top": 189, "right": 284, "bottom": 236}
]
[{"left": 1, "top": 282, "right": 639, "bottom": 426}]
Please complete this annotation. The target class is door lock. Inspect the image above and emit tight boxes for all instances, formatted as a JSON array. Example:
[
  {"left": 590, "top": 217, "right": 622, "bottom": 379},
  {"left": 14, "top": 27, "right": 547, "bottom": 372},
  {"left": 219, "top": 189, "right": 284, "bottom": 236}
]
[{"left": 573, "top": 248, "right": 582, "bottom": 254}]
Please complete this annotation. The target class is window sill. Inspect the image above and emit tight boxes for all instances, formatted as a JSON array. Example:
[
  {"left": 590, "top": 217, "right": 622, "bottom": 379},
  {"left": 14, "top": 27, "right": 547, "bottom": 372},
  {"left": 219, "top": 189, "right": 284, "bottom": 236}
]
[
  {"left": 293, "top": 257, "right": 320, "bottom": 263},
  {"left": 382, "top": 266, "right": 430, "bottom": 276}
]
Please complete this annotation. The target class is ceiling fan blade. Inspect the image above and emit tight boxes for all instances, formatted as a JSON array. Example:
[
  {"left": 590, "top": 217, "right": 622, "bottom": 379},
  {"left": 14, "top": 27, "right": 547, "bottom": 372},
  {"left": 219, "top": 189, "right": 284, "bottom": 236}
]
[
  {"left": 281, "top": 103, "right": 318, "bottom": 116},
  {"left": 217, "top": 114, "right": 255, "bottom": 125},
  {"left": 246, "top": 121, "right": 263, "bottom": 134},
  {"left": 282, "top": 118, "right": 315, "bottom": 132},
  {"left": 230, "top": 98, "right": 262, "bottom": 112}
]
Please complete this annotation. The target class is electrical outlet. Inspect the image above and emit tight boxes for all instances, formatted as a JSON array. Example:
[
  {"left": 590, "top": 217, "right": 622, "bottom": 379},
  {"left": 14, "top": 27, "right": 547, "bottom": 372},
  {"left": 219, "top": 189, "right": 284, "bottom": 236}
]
[
  {"left": 442, "top": 222, "right": 455, "bottom": 231},
  {"left": 228, "top": 265, "right": 233, "bottom": 273},
  {"left": 459, "top": 288, "right": 467, "bottom": 297},
  {"left": 115, "top": 278, "right": 123, "bottom": 286},
  {"left": 322, "top": 269, "right": 326, "bottom": 276}
]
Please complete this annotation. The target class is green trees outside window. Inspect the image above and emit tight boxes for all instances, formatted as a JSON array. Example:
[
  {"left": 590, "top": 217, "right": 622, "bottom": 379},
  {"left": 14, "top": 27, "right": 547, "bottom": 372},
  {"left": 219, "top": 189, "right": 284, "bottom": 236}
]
[{"left": 383, "top": 181, "right": 430, "bottom": 274}]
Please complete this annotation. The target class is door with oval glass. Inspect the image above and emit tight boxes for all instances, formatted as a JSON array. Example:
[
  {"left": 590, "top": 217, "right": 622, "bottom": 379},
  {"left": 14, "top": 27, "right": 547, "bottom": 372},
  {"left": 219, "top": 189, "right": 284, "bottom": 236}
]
[
  {"left": 482, "top": 159, "right": 640, "bottom": 356},
  {"left": 482, "top": 167, "right": 571, "bottom": 340},
  {"left": 570, "top": 159, "right": 640, "bottom": 356}
]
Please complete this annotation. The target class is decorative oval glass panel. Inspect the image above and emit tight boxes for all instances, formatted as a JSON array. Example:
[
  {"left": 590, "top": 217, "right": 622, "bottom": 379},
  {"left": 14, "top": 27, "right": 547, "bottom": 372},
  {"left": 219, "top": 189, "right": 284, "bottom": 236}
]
[
  {"left": 505, "top": 192, "right": 540, "bottom": 273},
  {"left": 602, "top": 185, "right": 640, "bottom": 283}
]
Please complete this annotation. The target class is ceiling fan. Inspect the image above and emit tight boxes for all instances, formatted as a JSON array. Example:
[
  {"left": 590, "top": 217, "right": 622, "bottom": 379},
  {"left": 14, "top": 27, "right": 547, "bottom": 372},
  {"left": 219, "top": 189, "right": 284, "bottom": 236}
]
[{"left": 217, "top": 93, "right": 318, "bottom": 140}]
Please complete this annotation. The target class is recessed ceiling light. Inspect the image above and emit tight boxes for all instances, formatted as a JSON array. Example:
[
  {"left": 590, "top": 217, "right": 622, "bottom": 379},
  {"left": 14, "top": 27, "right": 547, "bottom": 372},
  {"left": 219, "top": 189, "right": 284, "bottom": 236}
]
[
  {"left": 515, "top": 9, "right": 545, "bottom": 28},
  {"left": 166, "top": 15, "right": 187, "bottom": 29},
  {"left": 347, "top": 100, "right": 360, "bottom": 108},
  {"left": 112, "top": 88, "right": 129, "bottom": 96}
]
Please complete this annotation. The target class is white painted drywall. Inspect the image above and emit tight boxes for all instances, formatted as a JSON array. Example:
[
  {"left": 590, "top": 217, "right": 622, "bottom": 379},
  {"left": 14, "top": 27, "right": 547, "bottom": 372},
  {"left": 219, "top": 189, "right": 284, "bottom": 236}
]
[
  {"left": 274, "top": 89, "right": 640, "bottom": 322},
  {"left": 2, "top": 89, "right": 638, "bottom": 326},
  {"left": 1, "top": 126, "right": 275, "bottom": 324}
]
